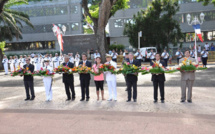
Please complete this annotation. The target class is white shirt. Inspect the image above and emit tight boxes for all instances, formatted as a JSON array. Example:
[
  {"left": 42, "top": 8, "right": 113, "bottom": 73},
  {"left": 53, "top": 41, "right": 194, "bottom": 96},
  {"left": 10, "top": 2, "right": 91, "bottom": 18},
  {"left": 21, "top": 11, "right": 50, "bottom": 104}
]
[
  {"left": 161, "top": 52, "right": 169, "bottom": 59},
  {"left": 105, "top": 60, "right": 117, "bottom": 81},
  {"left": 148, "top": 52, "right": 155, "bottom": 59},
  {"left": 69, "top": 57, "right": 75, "bottom": 63},
  {"left": 9, "top": 59, "right": 13, "bottom": 65},
  {"left": 2, "top": 58, "right": 8, "bottom": 65},
  {"left": 75, "top": 54, "right": 80, "bottom": 59},
  {"left": 175, "top": 51, "right": 183, "bottom": 58},
  {"left": 198, "top": 46, "right": 201, "bottom": 52},
  {"left": 54, "top": 56, "right": 60, "bottom": 63},
  {"left": 123, "top": 52, "right": 126, "bottom": 57},
  {"left": 44, "top": 65, "right": 53, "bottom": 72},
  {"left": 111, "top": 52, "right": 118, "bottom": 59},
  {"left": 94, "top": 53, "right": 100, "bottom": 59},
  {"left": 34, "top": 57, "right": 40, "bottom": 64},
  {"left": 134, "top": 52, "right": 142, "bottom": 59},
  {"left": 205, "top": 44, "right": 210, "bottom": 51},
  {"left": 201, "top": 50, "right": 208, "bottom": 58},
  {"left": 14, "top": 58, "right": 19, "bottom": 66},
  {"left": 190, "top": 50, "right": 195, "bottom": 57}
]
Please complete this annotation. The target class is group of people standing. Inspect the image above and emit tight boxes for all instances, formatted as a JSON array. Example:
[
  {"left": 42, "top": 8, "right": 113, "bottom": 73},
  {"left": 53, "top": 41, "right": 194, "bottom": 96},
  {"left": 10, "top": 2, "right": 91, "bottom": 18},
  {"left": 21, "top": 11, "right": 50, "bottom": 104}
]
[
  {"left": 1, "top": 52, "right": 82, "bottom": 75},
  {"left": 2, "top": 50, "right": 198, "bottom": 104}
]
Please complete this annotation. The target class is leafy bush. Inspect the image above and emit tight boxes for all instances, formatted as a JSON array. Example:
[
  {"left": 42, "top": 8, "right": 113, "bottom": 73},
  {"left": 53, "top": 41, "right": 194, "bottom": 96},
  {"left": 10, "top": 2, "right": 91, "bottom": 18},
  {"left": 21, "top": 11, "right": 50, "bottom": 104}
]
[{"left": 109, "top": 44, "right": 125, "bottom": 51}]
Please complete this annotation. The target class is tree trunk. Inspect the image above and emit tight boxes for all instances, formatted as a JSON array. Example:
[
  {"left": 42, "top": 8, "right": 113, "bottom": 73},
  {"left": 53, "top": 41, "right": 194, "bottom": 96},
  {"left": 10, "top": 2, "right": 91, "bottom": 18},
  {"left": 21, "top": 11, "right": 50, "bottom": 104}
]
[
  {"left": 96, "top": 29, "right": 107, "bottom": 63},
  {"left": 96, "top": 0, "right": 113, "bottom": 63},
  {"left": 0, "top": 0, "right": 8, "bottom": 15}
]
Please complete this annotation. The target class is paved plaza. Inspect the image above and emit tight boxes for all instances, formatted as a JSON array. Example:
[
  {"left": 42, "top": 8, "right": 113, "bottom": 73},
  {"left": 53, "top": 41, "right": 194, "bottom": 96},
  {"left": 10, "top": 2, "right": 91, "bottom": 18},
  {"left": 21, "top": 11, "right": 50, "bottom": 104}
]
[{"left": 0, "top": 65, "right": 215, "bottom": 134}]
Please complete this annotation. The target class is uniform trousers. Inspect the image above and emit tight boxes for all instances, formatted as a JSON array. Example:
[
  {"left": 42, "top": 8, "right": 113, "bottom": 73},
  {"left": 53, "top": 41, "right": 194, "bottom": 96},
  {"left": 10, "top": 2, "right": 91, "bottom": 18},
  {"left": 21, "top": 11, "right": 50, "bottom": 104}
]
[
  {"left": 202, "top": 57, "right": 208, "bottom": 67},
  {"left": 107, "top": 80, "right": 117, "bottom": 100},
  {"left": 43, "top": 77, "right": 53, "bottom": 101},
  {"left": 10, "top": 64, "right": 14, "bottom": 72},
  {"left": 181, "top": 80, "right": 194, "bottom": 101},
  {"left": 3, "top": 64, "right": 8, "bottom": 74}
]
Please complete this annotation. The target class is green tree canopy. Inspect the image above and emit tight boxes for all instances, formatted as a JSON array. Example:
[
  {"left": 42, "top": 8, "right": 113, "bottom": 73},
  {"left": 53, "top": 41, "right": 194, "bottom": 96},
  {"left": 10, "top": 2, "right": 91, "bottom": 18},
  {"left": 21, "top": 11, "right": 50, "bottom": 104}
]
[
  {"left": 124, "top": 0, "right": 184, "bottom": 52},
  {"left": 197, "top": 0, "right": 215, "bottom": 6}
]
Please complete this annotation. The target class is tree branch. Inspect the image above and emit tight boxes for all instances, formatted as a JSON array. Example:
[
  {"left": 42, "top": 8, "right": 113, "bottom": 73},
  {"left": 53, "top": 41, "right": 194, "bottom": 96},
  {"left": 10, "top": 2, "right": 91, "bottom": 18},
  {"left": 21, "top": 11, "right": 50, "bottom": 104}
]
[
  {"left": 0, "top": 0, "right": 8, "bottom": 14},
  {"left": 82, "top": 0, "right": 97, "bottom": 23}
]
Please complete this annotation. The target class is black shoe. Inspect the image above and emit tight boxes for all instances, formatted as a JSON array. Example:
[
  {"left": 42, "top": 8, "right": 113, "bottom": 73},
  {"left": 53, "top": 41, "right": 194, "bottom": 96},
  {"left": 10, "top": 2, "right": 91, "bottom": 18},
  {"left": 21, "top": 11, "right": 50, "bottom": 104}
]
[
  {"left": 161, "top": 100, "right": 165, "bottom": 103},
  {"left": 180, "top": 100, "right": 185, "bottom": 103},
  {"left": 72, "top": 98, "right": 75, "bottom": 101},
  {"left": 80, "top": 99, "right": 85, "bottom": 101},
  {"left": 126, "top": 100, "right": 131, "bottom": 102},
  {"left": 30, "top": 97, "right": 35, "bottom": 101},
  {"left": 187, "top": 100, "right": 192, "bottom": 103},
  {"left": 134, "top": 99, "right": 137, "bottom": 102},
  {"left": 66, "top": 98, "right": 71, "bottom": 101},
  {"left": 24, "top": 98, "right": 30, "bottom": 101},
  {"left": 154, "top": 100, "right": 157, "bottom": 103},
  {"left": 86, "top": 98, "right": 89, "bottom": 101}
]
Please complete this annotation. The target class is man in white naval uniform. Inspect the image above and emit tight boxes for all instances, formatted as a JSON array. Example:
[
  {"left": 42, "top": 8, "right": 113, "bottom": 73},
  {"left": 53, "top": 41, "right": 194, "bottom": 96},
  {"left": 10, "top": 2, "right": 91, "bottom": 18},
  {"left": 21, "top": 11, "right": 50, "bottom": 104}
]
[
  {"left": 134, "top": 49, "right": 143, "bottom": 65},
  {"left": 14, "top": 56, "right": 19, "bottom": 70},
  {"left": 105, "top": 54, "right": 117, "bottom": 101},
  {"left": 42, "top": 59, "right": 53, "bottom": 101},
  {"left": 9, "top": 56, "right": 14, "bottom": 72},
  {"left": 53, "top": 53, "right": 60, "bottom": 68},
  {"left": 69, "top": 53, "right": 75, "bottom": 64},
  {"left": 148, "top": 49, "right": 155, "bottom": 66},
  {"left": 19, "top": 55, "right": 24, "bottom": 68},
  {"left": 49, "top": 54, "right": 54, "bottom": 67},
  {"left": 34, "top": 55, "right": 41, "bottom": 71},
  {"left": 175, "top": 49, "right": 183, "bottom": 65},
  {"left": 2, "top": 55, "right": 8, "bottom": 75},
  {"left": 161, "top": 49, "right": 169, "bottom": 67}
]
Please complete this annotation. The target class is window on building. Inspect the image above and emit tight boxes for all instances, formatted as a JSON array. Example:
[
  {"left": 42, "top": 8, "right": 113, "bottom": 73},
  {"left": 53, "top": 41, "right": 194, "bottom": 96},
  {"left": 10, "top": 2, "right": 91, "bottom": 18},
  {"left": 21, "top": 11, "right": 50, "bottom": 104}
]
[
  {"left": 114, "top": 19, "right": 124, "bottom": 28},
  {"left": 71, "top": 5, "right": 78, "bottom": 14},
  {"left": 71, "top": 23, "right": 79, "bottom": 31},
  {"left": 5, "top": 41, "right": 56, "bottom": 51}
]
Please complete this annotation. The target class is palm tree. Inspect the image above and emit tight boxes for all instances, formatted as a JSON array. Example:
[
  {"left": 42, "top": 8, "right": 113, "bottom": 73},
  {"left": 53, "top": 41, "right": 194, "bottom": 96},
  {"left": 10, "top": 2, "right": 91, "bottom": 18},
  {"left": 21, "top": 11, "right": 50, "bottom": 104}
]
[
  {"left": 0, "top": 0, "right": 34, "bottom": 69},
  {"left": 0, "top": 0, "right": 34, "bottom": 41}
]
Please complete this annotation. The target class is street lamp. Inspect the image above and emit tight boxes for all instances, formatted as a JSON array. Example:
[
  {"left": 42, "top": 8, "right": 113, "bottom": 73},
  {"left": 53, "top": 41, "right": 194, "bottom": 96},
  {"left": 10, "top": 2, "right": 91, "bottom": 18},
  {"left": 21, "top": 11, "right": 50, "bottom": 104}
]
[
  {"left": 186, "top": 12, "right": 205, "bottom": 63},
  {"left": 138, "top": 31, "right": 142, "bottom": 49}
]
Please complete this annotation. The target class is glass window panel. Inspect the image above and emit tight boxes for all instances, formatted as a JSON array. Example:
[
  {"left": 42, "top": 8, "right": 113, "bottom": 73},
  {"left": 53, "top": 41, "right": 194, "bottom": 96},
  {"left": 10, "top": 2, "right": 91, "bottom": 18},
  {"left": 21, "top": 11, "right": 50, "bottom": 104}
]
[
  {"left": 71, "top": 23, "right": 79, "bottom": 31},
  {"left": 114, "top": 19, "right": 123, "bottom": 28},
  {"left": 71, "top": 5, "right": 78, "bottom": 14}
]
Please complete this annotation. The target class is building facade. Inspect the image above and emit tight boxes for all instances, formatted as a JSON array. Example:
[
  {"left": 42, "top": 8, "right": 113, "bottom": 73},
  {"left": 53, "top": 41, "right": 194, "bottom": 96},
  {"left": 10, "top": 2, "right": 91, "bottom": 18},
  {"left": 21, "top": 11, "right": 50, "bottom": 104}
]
[
  {"left": 4, "top": 0, "right": 215, "bottom": 54},
  {"left": 5, "top": 0, "right": 83, "bottom": 55},
  {"left": 108, "top": 0, "right": 215, "bottom": 50}
]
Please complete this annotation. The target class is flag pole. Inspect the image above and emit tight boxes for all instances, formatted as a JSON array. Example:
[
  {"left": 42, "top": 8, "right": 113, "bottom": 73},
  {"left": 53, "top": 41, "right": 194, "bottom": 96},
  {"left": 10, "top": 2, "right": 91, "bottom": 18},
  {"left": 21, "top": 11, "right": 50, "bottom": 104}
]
[{"left": 195, "top": 32, "right": 198, "bottom": 64}]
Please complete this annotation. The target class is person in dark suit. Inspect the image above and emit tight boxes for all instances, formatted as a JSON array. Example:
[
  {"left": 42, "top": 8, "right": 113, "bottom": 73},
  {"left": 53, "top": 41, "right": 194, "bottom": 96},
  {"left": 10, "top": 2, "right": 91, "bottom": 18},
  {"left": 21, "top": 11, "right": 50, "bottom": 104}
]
[
  {"left": 79, "top": 53, "right": 92, "bottom": 101},
  {"left": 23, "top": 58, "right": 35, "bottom": 101},
  {"left": 126, "top": 52, "right": 140, "bottom": 102},
  {"left": 122, "top": 53, "right": 129, "bottom": 91},
  {"left": 62, "top": 55, "right": 75, "bottom": 101},
  {"left": 151, "top": 53, "right": 166, "bottom": 103}
]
